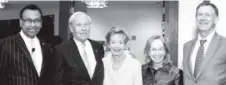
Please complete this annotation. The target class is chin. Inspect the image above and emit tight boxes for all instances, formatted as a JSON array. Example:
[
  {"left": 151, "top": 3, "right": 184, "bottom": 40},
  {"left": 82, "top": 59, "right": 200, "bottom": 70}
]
[
  {"left": 112, "top": 53, "right": 122, "bottom": 57},
  {"left": 27, "top": 34, "right": 36, "bottom": 37}
]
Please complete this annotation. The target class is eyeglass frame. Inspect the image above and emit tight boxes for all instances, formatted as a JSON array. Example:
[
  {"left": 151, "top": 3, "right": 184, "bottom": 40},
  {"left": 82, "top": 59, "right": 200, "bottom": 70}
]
[{"left": 21, "top": 18, "right": 42, "bottom": 24}]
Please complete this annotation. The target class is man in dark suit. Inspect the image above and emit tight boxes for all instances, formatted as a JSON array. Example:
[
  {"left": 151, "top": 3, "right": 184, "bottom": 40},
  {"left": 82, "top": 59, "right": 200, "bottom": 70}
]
[
  {"left": 52, "top": 11, "right": 104, "bottom": 85},
  {"left": 0, "top": 4, "right": 52, "bottom": 85},
  {"left": 183, "top": 2, "right": 226, "bottom": 85}
]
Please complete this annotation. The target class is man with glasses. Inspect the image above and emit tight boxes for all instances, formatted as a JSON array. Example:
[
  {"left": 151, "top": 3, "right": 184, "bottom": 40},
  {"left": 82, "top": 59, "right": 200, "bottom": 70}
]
[{"left": 0, "top": 4, "right": 52, "bottom": 85}]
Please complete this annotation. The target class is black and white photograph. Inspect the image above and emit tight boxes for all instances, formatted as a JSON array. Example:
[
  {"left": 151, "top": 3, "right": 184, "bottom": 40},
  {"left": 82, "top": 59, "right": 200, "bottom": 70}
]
[{"left": 0, "top": 0, "right": 225, "bottom": 85}]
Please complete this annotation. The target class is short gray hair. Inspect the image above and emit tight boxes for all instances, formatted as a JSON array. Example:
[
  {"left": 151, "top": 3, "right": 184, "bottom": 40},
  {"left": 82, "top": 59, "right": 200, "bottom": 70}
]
[{"left": 68, "top": 11, "right": 92, "bottom": 26}]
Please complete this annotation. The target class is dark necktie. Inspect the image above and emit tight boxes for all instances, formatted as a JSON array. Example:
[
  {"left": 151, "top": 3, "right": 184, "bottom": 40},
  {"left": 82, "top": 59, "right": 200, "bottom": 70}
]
[{"left": 194, "top": 40, "right": 206, "bottom": 77}]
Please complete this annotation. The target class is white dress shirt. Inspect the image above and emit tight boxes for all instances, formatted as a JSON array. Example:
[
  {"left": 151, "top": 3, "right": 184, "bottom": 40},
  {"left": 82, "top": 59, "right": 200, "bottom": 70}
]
[
  {"left": 102, "top": 51, "right": 143, "bottom": 85},
  {"left": 20, "top": 31, "right": 43, "bottom": 76},
  {"left": 190, "top": 31, "right": 215, "bottom": 74},
  {"left": 73, "top": 39, "right": 96, "bottom": 78}
]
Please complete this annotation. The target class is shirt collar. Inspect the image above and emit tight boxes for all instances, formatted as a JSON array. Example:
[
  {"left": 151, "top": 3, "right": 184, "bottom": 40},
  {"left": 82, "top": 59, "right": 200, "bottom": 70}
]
[
  {"left": 105, "top": 50, "right": 130, "bottom": 66},
  {"left": 198, "top": 31, "right": 215, "bottom": 42},
  {"left": 145, "top": 61, "right": 165, "bottom": 73},
  {"left": 20, "top": 30, "right": 38, "bottom": 42},
  {"left": 73, "top": 38, "right": 89, "bottom": 47}
]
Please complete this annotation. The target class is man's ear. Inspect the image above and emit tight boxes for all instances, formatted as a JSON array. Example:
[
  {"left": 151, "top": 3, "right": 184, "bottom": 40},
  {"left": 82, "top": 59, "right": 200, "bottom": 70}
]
[
  {"left": 69, "top": 25, "right": 73, "bottom": 33},
  {"left": 214, "top": 16, "right": 219, "bottom": 24},
  {"left": 19, "top": 19, "right": 23, "bottom": 27}
]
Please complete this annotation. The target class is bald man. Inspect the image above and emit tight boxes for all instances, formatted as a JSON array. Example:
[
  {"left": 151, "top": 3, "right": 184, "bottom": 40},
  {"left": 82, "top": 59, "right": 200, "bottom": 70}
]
[{"left": 51, "top": 11, "right": 105, "bottom": 85}]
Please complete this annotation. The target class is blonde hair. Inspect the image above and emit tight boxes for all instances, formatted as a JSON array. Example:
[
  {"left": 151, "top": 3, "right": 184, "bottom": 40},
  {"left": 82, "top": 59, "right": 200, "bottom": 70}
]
[
  {"left": 105, "top": 27, "right": 130, "bottom": 51},
  {"left": 144, "top": 35, "right": 172, "bottom": 72}
]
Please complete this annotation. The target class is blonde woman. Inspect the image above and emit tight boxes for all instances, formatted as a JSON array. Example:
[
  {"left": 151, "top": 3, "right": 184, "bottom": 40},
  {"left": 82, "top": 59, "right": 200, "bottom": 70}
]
[
  {"left": 103, "top": 27, "right": 142, "bottom": 85},
  {"left": 142, "top": 35, "right": 183, "bottom": 85}
]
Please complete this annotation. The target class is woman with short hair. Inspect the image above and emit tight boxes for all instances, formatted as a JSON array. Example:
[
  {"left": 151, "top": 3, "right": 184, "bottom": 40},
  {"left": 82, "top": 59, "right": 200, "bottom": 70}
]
[{"left": 103, "top": 27, "right": 142, "bottom": 85}]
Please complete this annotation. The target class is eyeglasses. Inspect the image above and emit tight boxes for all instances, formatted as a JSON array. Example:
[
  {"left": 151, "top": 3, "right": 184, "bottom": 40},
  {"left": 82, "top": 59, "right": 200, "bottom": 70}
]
[{"left": 22, "top": 18, "right": 42, "bottom": 24}]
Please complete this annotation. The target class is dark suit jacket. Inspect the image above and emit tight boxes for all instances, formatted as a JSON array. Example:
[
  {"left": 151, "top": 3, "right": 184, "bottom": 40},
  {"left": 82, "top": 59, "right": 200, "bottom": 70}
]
[
  {"left": 51, "top": 39, "right": 104, "bottom": 85},
  {"left": 183, "top": 33, "right": 226, "bottom": 85},
  {"left": 142, "top": 62, "right": 183, "bottom": 85},
  {"left": 0, "top": 33, "right": 52, "bottom": 85}
]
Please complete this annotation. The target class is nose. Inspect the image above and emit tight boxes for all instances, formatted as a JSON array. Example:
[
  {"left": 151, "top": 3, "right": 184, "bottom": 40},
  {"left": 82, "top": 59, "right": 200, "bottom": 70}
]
[
  {"left": 30, "top": 21, "right": 36, "bottom": 27},
  {"left": 113, "top": 43, "right": 123, "bottom": 48},
  {"left": 200, "top": 17, "right": 205, "bottom": 21},
  {"left": 81, "top": 26, "right": 86, "bottom": 30},
  {"left": 81, "top": 25, "right": 87, "bottom": 31},
  {"left": 199, "top": 15, "right": 207, "bottom": 21},
  {"left": 154, "top": 50, "right": 161, "bottom": 56}
]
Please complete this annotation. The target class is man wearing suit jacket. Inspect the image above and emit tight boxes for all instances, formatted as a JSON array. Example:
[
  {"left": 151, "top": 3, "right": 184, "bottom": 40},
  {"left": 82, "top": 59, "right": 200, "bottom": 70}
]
[
  {"left": 0, "top": 4, "right": 52, "bottom": 85},
  {"left": 52, "top": 11, "right": 104, "bottom": 85},
  {"left": 183, "top": 2, "right": 226, "bottom": 85}
]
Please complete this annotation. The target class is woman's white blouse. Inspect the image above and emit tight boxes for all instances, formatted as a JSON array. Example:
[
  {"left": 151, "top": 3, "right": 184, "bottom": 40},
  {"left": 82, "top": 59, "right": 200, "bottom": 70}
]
[{"left": 102, "top": 52, "right": 143, "bottom": 85}]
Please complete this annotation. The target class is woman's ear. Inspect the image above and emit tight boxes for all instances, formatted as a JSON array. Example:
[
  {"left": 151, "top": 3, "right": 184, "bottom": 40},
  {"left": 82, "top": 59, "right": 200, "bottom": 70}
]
[
  {"left": 106, "top": 43, "right": 110, "bottom": 50},
  {"left": 124, "top": 41, "right": 130, "bottom": 50}
]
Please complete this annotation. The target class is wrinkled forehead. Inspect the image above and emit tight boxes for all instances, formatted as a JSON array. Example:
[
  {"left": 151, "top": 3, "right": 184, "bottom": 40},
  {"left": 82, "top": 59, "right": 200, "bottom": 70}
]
[
  {"left": 196, "top": 5, "right": 217, "bottom": 15},
  {"left": 73, "top": 13, "right": 91, "bottom": 24}
]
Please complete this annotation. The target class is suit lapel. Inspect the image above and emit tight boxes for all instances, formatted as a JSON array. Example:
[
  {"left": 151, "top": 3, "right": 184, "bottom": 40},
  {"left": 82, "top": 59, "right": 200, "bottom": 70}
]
[
  {"left": 39, "top": 39, "right": 48, "bottom": 76},
  {"left": 68, "top": 39, "right": 90, "bottom": 76},
  {"left": 196, "top": 33, "right": 221, "bottom": 79},
  {"left": 89, "top": 40, "right": 102, "bottom": 80},
  {"left": 16, "top": 34, "right": 38, "bottom": 75},
  {"left": 186, "top": 39, "right": 197, "bottom": 80}
]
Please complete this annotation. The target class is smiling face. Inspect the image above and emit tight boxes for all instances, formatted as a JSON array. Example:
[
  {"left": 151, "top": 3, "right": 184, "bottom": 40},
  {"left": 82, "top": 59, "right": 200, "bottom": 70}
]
[
  {"left": 108, "top": 34, "right": 126, "bottom": 57},
  {"left": 196, "top": 5, "right": 218, "bottom": 33},
  {"left": 20, "top": 9, "right": 42, "bottom": 38},
  {"left": 149, "top": 39, "right": 166, "bottom": 64},
  {"left": 70, "top": 13, "right": 91, "bottom": 43}
]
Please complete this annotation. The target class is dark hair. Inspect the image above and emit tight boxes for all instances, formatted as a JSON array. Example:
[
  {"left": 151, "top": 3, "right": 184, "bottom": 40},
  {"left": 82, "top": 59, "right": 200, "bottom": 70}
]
[
  {"left": 144, "top": 35, "right": 172, "bottom": 72},
  {"left": 196, "top": 2, "right": 219, "bottom": 16},
  {"left": 20, "top": 4, "right": 43, "bottom": 19}
]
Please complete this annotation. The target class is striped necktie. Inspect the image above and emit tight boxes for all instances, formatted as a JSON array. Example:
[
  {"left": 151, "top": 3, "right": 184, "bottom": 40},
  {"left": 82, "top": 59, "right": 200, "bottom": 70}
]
[{"left": 194, "top": 39, "right": 206, "bottom": 77}]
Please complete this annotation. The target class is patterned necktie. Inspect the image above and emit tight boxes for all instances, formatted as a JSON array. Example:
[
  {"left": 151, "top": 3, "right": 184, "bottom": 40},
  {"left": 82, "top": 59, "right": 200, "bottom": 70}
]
[
  {"left": 81, "top": 43, "right": 91, "bottom": 78},
  {"left": 30, "top": 39, "right": 35, "bottom": 55},
  {"left": 194, "top": 40, "right": 206, "bottom": 77}
]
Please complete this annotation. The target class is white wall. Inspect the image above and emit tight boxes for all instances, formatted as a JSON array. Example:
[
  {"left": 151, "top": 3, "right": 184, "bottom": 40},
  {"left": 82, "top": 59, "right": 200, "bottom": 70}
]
[
  {"left": 87, "top": 1, "right": 162, "bottom": 64},
  {"left": 0, "top": 1, "right": 59, "bottom": 35},
  {"left": 178, "top": 0, "right": 226, "bottom": 69}
]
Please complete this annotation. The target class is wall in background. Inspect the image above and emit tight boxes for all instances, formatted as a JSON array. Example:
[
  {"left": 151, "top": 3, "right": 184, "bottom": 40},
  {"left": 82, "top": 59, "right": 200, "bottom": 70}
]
[
  {"left": 87, "top": 1, "right": 162, "bottom": 64},
  {"left": 0, "top": 1, "right": 59, "bottom": 35},
  {"left": 164, "top": 1, "right": 178, "bottom": 66}
]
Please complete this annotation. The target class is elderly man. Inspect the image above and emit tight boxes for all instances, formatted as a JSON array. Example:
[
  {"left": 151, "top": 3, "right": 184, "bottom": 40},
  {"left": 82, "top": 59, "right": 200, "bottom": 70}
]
[
  {"left": 52, "top": 11, "right": 104, "bottom": 85},
  {"left": 183, "top": 2, "right": 226, "bottom": 85}
]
